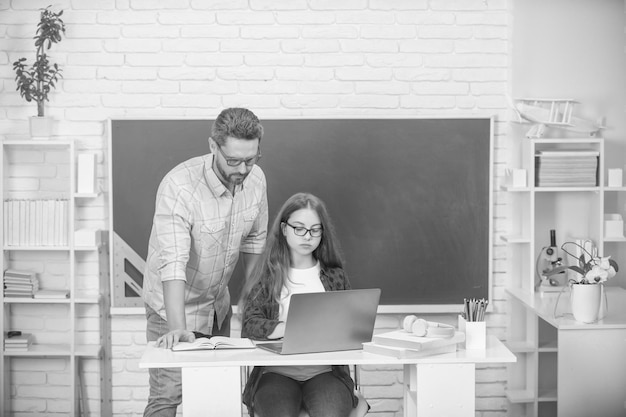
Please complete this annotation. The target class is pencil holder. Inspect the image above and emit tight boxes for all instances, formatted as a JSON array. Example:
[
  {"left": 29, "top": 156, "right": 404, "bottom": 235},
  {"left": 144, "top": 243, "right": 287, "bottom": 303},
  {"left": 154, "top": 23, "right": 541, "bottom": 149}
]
[{"left": 458, "top": 315, "right": 486, "bottom": 350}]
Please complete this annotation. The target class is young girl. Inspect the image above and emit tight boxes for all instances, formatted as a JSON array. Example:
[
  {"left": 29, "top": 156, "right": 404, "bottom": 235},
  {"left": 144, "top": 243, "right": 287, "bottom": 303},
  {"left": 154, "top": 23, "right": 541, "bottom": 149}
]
[{"left": 239, "top": 192, "right": 359, "bottom": 417}]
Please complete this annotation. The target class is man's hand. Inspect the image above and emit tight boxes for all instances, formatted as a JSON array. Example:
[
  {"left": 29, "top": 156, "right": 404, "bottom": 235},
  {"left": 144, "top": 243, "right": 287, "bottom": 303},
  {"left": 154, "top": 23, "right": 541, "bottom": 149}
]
[{"left": 155, "top": 329, "right": 196, "bottom": 349}]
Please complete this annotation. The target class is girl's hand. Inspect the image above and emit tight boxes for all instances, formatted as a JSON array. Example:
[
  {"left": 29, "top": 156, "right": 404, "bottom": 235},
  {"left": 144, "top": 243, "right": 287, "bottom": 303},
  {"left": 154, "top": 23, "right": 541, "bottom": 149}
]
[
  {"left": 268, "top": 322, "right": 286, "bottom": 339},
  {"left": 155, "top": 329, "right": 196, "bottom": 349}
]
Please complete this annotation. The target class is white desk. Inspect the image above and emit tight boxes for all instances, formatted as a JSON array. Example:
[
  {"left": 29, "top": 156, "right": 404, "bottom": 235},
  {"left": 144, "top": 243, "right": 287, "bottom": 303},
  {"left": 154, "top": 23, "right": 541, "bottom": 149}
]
[
  {"left": 508, "top": 287, "right": 626, "bottom": 417},
  {"left": 140, "top": 336, "right": 515, "bottom": 417}
]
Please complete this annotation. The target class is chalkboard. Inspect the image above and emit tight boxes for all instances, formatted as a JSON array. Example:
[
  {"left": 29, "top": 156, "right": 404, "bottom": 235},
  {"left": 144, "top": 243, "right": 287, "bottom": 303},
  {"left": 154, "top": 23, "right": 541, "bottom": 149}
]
[{"left": 109, "top": 117, "right": 493, "bottom": 312}]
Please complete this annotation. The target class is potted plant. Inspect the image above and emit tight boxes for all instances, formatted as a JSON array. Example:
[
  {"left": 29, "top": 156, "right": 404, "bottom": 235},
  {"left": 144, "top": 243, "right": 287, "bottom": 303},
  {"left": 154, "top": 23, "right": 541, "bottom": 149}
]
[
  {"left": 544, "top": 241, "right": 618, "bottom": 323},
  {"left": 13, "top": 5, "right": 66, "bottom": 138}
]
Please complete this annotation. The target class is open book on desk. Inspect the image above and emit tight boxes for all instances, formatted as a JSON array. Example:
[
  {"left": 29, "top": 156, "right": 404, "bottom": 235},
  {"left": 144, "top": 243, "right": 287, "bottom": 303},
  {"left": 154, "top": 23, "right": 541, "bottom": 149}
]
[{"left": 172, "top": 337, "right": 256, "bottom": 352}]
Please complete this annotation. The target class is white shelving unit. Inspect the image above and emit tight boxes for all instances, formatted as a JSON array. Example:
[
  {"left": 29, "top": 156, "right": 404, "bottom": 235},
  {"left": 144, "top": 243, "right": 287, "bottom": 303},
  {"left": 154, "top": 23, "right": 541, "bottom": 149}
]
[
  {"left": 1, "top": 140, "right": 111, "bottom": 416},
  {"left": 502, "top": 137, "right": 626, "bottom": 417}
]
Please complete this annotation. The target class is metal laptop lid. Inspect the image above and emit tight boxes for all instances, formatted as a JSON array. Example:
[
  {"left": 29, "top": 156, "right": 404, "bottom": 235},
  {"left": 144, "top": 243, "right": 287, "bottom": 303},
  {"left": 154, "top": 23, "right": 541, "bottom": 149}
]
[{"left": 277, "top": 288, "right": 381, "bottom": 355}]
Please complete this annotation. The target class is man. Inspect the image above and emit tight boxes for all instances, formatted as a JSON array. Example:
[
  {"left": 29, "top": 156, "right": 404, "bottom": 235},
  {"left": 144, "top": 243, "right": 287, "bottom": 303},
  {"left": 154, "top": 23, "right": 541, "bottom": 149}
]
[{"left": 142, "top": 108, "right": 268, "bottom": 417}]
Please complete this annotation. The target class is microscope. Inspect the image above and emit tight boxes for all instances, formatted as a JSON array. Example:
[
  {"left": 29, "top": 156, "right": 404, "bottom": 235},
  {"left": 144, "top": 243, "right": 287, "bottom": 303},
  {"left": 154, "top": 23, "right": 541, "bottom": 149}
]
[{"left": 538, "top": 229, "right": 566, "bottom": 289}]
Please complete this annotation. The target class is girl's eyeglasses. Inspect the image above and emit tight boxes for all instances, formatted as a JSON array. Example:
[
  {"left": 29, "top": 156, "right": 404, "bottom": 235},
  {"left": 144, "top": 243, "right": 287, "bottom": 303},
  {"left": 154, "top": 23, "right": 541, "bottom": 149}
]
[{"left": 284, "top": 222, "right": 323, "bottom": 238}]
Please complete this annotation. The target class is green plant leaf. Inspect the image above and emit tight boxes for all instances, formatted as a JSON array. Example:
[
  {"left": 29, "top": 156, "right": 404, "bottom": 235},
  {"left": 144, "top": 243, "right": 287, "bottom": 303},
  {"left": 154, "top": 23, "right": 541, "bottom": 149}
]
[
  {"left": 12, "top": 5, "right": 65, "bottom": 116},
  {"left": 545, "top": 265, "right": 584, "bottom": 277}
]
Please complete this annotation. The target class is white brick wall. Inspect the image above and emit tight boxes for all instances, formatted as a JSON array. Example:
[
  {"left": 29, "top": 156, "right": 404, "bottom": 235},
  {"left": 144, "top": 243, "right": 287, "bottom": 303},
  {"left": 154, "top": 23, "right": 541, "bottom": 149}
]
[{"left": 1, "top": 1, "right": 514, "bottom": 416}]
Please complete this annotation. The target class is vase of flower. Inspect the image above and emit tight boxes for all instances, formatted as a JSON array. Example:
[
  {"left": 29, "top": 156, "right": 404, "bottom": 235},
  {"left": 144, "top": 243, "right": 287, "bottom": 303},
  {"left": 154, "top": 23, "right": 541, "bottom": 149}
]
[
  {"left": 598, "top": 283, "right": 607, "bottom": 320},
  {"left": 570, "top": 283, "right": 601, "bottom": 323},
  {"left": 544, "top": 241, "right": 618, "bottom": 323}
]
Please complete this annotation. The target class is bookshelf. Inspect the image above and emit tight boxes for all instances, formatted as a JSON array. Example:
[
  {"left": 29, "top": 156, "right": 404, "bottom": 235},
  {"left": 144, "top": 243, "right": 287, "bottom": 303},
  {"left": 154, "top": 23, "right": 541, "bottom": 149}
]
[
  {"left": 502, "top": 137, "right": 626, "bottom": 417},
  {"left": 1, "top": 140, "right": 111, "bottom": 416}
]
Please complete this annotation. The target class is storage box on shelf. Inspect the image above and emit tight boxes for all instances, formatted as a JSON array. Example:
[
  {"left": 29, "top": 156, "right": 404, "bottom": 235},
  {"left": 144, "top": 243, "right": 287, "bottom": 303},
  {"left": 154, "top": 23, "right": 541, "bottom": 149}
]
[
  {"left": 1, "top": 140, "right": 111, "bottom": 417},
  {"left": 502, "top": 137, "right": 626, "bottom": 417}
]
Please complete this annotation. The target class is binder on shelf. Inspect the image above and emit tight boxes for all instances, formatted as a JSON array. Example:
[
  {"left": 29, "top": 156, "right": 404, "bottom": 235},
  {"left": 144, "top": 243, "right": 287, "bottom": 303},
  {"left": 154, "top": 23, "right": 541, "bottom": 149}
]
[
  {"left": 12, "top": 200, "right": 19, "bottom": 246},
  {"left": 74, "top": 229, "right": 103, "bottom": 247},
  {"left": 4, "top": 200, "right": 11, "bottom": 245},
  {"left": 77, "top": 153, "right": 97, "bottom": 194},
  {"left": 35, "top": 199, "right": 43, "bottom": 246},
  {"left": 28, "top": 200, "right": 36, "bottom": 246},
  {"left": 608, "top": 169, "right": 623, "bottom": 187},
  {"left": 24, "top": 201, "right": 30, "bottom": 246},
  {"left": 44, "top": 200, "right": 55, "bottom": 246},
  {"left": 605, "top": 214, "right": 624, "bottom": 238},
  {"left": 54, "top": 200, "right": 60, "bottom": 246},
  {"left": 33, "top": 289, "right": 70, "bottom": 299},
  {"left": 18, "top": 200, "right": 26, "bottom": 246}
]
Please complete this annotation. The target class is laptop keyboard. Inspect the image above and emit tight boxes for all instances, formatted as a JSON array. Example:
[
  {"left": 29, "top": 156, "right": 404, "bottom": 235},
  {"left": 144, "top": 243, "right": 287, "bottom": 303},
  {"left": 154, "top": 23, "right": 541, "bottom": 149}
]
[{"left": 258, "top": 342, "right": 284, "bottom": 353}]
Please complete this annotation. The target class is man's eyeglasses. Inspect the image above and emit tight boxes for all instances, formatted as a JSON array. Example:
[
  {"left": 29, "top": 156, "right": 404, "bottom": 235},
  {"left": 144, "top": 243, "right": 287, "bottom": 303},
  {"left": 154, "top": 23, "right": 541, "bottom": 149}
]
[
  {"left": 216, "top": 145, "right": 261, "bottom": 167},
  {"left": 284, "top": 222, "right": 323, "bottom": 238}
]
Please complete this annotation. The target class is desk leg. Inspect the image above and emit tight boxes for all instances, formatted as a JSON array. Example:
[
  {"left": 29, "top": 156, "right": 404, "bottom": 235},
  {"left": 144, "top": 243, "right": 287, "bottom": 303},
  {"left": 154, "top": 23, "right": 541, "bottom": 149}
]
[
  {"left": 181, "top": 367, "right": 242, "bottom": 417},
  {"left": 403, "top": 363, "right": 475, "bottom": 417}
]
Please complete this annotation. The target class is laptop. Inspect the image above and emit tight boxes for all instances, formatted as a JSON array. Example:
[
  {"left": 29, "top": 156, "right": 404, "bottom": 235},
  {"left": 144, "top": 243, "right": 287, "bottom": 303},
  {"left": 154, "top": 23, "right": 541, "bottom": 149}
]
[{"left": 256, "top": 288, "right": 381, "bottom": 355}]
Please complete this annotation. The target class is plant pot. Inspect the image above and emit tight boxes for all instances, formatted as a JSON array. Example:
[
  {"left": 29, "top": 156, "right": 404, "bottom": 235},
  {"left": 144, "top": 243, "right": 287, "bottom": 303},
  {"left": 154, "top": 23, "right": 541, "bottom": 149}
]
[
  {"left": 29, "top": 116, "right": 54, "bottom": 139},
  {"left": 570, "top": 283, "right": 601, "bottom": 323},
  {"left": 598, "top": 283, "right": 608, "bottom": 320}
]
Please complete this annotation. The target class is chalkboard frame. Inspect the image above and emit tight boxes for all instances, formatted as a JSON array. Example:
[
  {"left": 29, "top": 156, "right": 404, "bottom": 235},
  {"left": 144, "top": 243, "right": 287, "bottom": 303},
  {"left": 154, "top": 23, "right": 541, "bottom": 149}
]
[{"left": 107, "top": 116, "right": 494, "bottom": 314}]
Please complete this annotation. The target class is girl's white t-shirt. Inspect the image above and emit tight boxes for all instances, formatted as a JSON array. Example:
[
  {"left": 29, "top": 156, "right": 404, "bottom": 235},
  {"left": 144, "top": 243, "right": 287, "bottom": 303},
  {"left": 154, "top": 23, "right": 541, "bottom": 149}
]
[
  {"left": 266, "top": 261, "right": 331, "bottom": 381},
  {"left": 277, "top": 262, "right": 325, "bottom": 322}
]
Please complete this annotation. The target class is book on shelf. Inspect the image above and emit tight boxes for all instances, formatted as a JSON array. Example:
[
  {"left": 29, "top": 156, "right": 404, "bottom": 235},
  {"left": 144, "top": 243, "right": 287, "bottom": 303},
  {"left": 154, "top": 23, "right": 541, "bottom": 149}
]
[
  {"left": 3, "top": 281, "right": 38, "bottom": 288},
  {"left": 4, "top": 332, "right": 33, "bottom": 344},
  {"left": 4, "top": 269, "right": 37, "bottom": 280},
  {"left": 18, "top": 200, "right": 26, "bottom": 246},
  {"left": 33, "top": 289, "right": 70, "bottom": 299},
  {"left": 4, "top": 276, "right": 38, "bottom": 285},
  {"left": 3, "top": 200, "right": 8, "bottom": 245},
  {"left": 3, "top": 287, "right": 36, "bottom": 292},
  {"left": 35, "top": 199, "right": 43, "bottom": 246},
  {"left": 4, "top": 287, "right": 38, "bottom": 294},
  {"left": 2, "top": 292, "right": 34, "bottom": 298},
  {"left": 171, "top": 336, "right": 256, "bottom": 352},
  {"left": 11, "top": 200, "right": 19, "bottom": 246},
  {"left": 4, "top": 332, "right": 34, "bottom": 351},
  {"left": 536, "top": 181, "right": 597, "bottom": 187},
  {"left": 3, "top": 270, "right": 40, "bottom": 297},
  {"left": 535, "top": 149, "right": 599, "bottom": 157},
  {"left": 371, "top": 330, "right": 465, "bottom": 351},
  {"left": 362, "top": 341, "right": 457, "bottom": 359}
]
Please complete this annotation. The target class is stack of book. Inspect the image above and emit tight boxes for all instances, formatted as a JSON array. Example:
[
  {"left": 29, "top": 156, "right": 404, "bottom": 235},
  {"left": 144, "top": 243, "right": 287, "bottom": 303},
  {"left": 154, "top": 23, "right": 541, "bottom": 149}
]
[
  {"left": 535, "top": 150, "right": 599, "bottom": 187},
  {"left": 33, "top": 289, "right": 70, "bottom": 299},
  {"left": 4, "top": 333, "right": 34, "bottom": 352},
  {"left": 3, "top": 269, "right": 38, "bottom": 298},
  {"left": 363, "top": 330, "right": 465, "bottom": 359},
  {"left": 2, "top": 199, "right": 69, "bottom": 247}
]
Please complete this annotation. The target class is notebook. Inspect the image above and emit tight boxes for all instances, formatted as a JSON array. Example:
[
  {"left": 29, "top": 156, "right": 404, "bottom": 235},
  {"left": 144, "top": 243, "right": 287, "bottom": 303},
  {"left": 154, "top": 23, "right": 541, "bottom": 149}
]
[{"left": 256, "top": 288, "right": 381, "bottom": 355}]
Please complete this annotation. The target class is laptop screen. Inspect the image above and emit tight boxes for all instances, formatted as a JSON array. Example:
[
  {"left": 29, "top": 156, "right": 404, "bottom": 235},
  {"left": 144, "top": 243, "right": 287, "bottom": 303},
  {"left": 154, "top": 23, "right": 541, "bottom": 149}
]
[{"left": 274, "top": 288, "right": 381, "bottom": 355}]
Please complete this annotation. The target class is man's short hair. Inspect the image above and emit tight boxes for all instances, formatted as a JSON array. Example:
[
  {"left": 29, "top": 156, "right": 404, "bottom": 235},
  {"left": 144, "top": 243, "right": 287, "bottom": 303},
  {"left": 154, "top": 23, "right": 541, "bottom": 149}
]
[{"left": 211, "top": 108, "right": 264, "bottom": 146}]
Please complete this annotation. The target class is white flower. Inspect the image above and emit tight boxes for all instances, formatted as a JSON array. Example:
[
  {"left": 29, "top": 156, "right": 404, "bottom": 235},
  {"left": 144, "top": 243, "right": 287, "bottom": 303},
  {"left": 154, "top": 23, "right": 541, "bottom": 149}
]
[
  {"left": 586, "top": 264, "right": 609, "bottom": 283},
  {"left": 545, "top": 242, "right": 619, "bottom": 285},
  {"left": 598, "top": 256, "right": 617, "bottom": 278},
  {"left": 583, "top": 256, "right": 616, "bottom": 283}
]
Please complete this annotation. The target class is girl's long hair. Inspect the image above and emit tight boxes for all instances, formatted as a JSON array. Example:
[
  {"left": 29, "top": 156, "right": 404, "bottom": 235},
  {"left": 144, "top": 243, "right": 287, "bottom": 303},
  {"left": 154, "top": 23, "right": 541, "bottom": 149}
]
[{"left": 239, "top": 192, "right": 344, "bottom": 311}]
